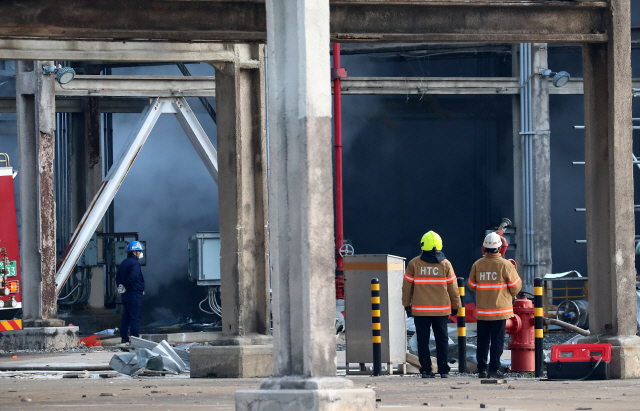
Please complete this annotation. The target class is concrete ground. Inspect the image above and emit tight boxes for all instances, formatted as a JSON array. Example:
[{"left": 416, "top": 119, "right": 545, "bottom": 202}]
[
  {"left": 0, "top": 372, "right": 638, "bottom": 410},
  {"left": 0, "top": 350, "right": 636, "bottom": 410}
]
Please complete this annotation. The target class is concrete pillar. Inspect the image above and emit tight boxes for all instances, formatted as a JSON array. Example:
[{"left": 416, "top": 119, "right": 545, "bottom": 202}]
[
  {"left": 69, "top": 99, "right": 104, "bottom": 310},
  {"left": 189, "top": 44, "right": 273, "bottom": 378},
  {"left": 531, "top": 43, "right": 552, "bottom": 279},
  {"left": 580, "top": 0, "right": 640, "bottom": 378},
  {"left": 15, "top": 60, "right": 64, "bottom": 326},
  {"left": 235, "top": 0, "right": 374, "bottom": 408},
  {"left": 84, "top": 97, "right": 105, "bottom": 310},
  {"left": 512, "top": 44, "right": 552, "bottom": 287}
]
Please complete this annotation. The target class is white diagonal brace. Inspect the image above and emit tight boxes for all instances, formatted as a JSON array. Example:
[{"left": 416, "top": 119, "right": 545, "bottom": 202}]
[
  {"left": 55, "top": 98, "right": 165, "bottom": 294},
  {"left": 172, "top": 98, "right": 219, "bottom": 183}
]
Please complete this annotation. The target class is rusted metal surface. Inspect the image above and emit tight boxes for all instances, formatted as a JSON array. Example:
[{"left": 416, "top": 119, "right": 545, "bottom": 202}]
[
  {"left": 86, "top": 97, "right": 101, "bottom": 169},
  {"left": 38, "top": 131, "right": 57, "bottom": 319},
  {"left": 330, "top": 1, "right": 608, "bottom": 43},
  {"left": 0, "top": 1, "right": 267, "bottom": 42},
  {"left": 0, "top": 0, "right": 608, "bottom": 44}
]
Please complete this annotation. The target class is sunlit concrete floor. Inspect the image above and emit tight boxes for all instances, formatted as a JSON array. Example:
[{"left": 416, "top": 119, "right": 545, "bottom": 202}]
[{"left": 0, "top": 371, "right": 638, "bottom": 410}]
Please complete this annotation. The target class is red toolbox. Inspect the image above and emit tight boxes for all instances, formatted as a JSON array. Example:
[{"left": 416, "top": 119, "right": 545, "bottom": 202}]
[{"left": 547, "top": 343, "right": 611, "bottom": 380}]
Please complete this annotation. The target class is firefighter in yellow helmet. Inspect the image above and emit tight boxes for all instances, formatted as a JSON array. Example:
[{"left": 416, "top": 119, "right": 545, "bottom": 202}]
[{"left": 402, "top": 231, "right": 461, "bottom": 378}]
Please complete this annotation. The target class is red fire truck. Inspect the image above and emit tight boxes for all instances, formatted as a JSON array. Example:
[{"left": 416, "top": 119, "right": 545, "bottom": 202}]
[{"left": 0, "top": 153, "right": 22, "bottom": 330}]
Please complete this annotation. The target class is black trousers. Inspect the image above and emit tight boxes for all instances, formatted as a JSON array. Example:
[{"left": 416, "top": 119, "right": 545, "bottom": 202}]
[
  {"left": 414, "top": 315, "right": 450, "bottom": 375},
  {"left": 120, "top": 293, "right": 142, "bottom": 343},
  {"left": 476, "top": 319, "right": 506, "bottom": 372}
]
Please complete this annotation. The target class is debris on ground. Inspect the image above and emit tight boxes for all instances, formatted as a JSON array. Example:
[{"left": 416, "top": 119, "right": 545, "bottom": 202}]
[
  {"left": 481, "top": 379, "right": 507, "bottom": 384},
  {"left": 62, "top": 373, "right": 88, "bottom": 379},
  {"left": 109, "top": 337, "right": 188, "bottom": 376},
  {"left": 131, "top": 336, "right": 190, "bottom": 371}
]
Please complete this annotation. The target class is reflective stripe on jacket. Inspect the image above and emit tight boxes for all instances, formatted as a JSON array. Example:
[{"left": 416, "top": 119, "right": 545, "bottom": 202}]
[
  {"left": 467, "top": 253, "right": 522, "bottom": 320},
  {"left": 402, "top": 255, "right": 461, "bottom": 316}
]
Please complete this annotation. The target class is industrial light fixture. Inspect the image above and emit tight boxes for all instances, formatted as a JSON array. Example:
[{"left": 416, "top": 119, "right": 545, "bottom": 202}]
[
  {"left": 42, "top": 64, "right": 76, "bottom": 85},
  {"left": 539, "top": 69, "right": 571, "bottom": 88}
]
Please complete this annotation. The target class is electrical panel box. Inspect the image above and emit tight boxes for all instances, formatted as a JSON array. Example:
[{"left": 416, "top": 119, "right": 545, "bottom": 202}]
[
  {"left": 344, "top": 254, "right": 406, "bottom": 375},
  {"left": 188, "top": 232, "right": 221, "bottom": 286},
  {"left": 78, "top": 233, "right": 98, "bottom": 267},
  {"left": 114, "top": 241, "right": 128, "bottom": 266}
]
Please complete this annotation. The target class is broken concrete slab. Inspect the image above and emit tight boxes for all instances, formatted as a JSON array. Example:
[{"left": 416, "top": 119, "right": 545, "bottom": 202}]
[
  {"left": 0, "top": 326, "right": 79, "bottom": 350},
  {"left": 190, "top": 344, "right": 273, "bottom": 378},
  {"left": 139, "top": 331, "right": 221, "bottom": 344}
]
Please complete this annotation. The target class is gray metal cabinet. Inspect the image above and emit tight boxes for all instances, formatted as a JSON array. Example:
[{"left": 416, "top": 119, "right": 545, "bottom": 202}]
[{"left": 344, "top": 254, "right": 406, "bottom": 374}]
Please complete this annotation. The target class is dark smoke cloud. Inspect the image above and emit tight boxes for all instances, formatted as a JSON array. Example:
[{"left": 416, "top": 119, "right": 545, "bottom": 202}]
[{"left": 111, "top": 64, "right": 219, "bottom": 320}]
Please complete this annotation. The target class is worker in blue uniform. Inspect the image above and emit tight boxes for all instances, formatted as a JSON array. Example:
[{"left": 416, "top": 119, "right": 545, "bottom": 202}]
[{"left": 116, "top": 241, "right": 145, "bottom": 344}]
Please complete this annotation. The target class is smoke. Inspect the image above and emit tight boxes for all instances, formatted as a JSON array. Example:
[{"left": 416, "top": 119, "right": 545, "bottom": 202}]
[
  {"left": 111, "top": 64, "right": 219, "bottom": 316},
  {"left": 339, "top": 52, "right": 514, "bottom": 279}
]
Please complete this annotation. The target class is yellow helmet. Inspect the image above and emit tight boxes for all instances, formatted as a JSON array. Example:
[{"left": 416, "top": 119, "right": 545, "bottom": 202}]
[{"left": 420, "top": 231, "right": 442, "bottom": 251}]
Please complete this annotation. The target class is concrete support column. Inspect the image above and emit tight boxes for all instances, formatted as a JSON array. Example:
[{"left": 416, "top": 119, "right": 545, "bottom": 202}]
[
  {"left": 531, "top": 43, "right": 552, "bottom": 279},
  {"left": 69, "top": 98, "right": 104, "bottom": 310},
  {"left": 84, "top": 97, "right": 105, "bottom": 309},
  {"left": 513, "top": 44, "right": 552, "bottom": 288},
  {"left": 235, "top": 0, "right": 374, "bottom": 408},
  {"left": 581, "top": 0, "right": 640, "bottom": 378},
  {"left": 15, "top": 60, "right": 63, "bottom": 326},
  {"left": 190, "top": 45, "right": 273, "bottom": 378}
]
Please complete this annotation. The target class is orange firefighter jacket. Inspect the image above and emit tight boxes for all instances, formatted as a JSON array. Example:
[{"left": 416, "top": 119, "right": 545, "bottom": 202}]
[
  {"left": 402, "top": 256, "right": 461, "bottom": 316},
  {"left": 467, "top": 253, "right": 522, "bottom": 320}
]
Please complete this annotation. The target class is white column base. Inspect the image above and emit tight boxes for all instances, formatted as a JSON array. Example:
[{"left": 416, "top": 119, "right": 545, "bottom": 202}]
[{"left": 235, "top": 378, "right": 375, "bottom": 411}]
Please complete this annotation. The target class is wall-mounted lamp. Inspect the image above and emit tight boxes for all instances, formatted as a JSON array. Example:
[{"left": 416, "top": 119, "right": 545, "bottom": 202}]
[
  {"left": 539, "top": 69, "right": 571, "bottom": 88},
  {"left": 42, "top": 64, "right": 76, "bottom": 85}
]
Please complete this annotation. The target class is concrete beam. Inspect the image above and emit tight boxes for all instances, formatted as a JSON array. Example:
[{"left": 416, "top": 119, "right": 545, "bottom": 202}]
[
  {"left": 0, "top": 98, "right": 149, "bottom": 113},
  {"left": 0, "top": 1, "right": 608, "bottom": 53},
  {"left": 55, "top": 76, "right": 217, "bottom": 98},
  {"left": 0, "top": 41, "right": 238, "bottom": 63},
  {"left": 330, "top": 0, "right": 607, "bottom": 43},
  {"left": 340, "top": 77, "right": 640, "bottom": 95}
]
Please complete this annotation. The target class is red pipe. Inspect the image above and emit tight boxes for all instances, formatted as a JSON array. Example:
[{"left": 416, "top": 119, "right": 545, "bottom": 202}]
[{"left": 332, "top": 43, "right": 345, "bottom": 299}]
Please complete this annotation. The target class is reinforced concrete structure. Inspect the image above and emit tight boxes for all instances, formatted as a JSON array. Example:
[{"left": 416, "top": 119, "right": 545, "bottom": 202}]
[{"left": 0, "top": 1, "right": 638, "bottom": 409}]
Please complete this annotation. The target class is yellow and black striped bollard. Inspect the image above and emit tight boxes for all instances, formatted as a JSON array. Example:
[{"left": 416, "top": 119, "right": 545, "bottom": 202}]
[
  {"left": 534, "top": 278, "right": 544, "bottom": 377},
  {"left": 371, "top": 278, "right": 381, "bottom": 376},
  {"left": 457, "top": 277, "right": 466, "bottom": 374}
]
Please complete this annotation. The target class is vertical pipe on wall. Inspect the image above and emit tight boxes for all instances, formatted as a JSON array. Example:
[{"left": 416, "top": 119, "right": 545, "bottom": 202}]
[
  {"left": 519, "top": 43, "right": 535, "bottom": 291},
  {"left": 333, "top": 43, "right": 345, "bottom": 299}
]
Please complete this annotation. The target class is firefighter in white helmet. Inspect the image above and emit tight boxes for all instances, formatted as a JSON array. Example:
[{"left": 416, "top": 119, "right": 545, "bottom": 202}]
[
  {"left": 402, "top": 231, "right": 461, "bottom": 378},
  {"left": 467, "top": 232, "right": 522, "bottom": 379}
]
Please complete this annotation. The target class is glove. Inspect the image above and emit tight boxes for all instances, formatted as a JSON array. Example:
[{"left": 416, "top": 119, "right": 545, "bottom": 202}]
[
  {"left": 451, "top": 308, "right": 458, "bottom": 316},
  {"left": 405, "top": 306, "right": 412, "bottom": 317}
]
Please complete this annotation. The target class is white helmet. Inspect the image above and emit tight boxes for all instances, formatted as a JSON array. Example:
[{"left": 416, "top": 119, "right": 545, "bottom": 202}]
[{"left": 483, "top": 232, "right": 502, "bottom": 249}]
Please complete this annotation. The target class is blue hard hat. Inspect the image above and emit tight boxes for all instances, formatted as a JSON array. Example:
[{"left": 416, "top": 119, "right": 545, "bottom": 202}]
[{"left": 127, "top": 241, "right": 144, "bottom": 252}]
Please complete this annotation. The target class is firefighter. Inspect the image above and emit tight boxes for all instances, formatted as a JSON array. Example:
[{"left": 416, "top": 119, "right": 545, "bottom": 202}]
[
  {"left": 402, "top": 231, "right": 461, "bottom": 378},
  {"left": 116, "top": 241, "right": 145, "bottom": 345},
  {"left": 468, "top": 232, "right": 522, "bottom": 378}
]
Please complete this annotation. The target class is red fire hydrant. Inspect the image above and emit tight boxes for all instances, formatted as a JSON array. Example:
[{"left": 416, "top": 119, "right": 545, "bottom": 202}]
[{"left": 505, "top": 296, "right": 535, "bottom": 371}]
